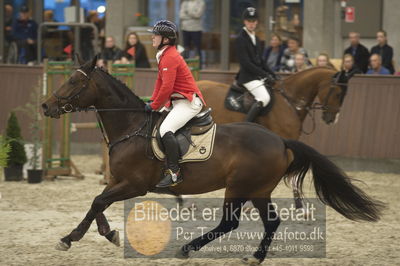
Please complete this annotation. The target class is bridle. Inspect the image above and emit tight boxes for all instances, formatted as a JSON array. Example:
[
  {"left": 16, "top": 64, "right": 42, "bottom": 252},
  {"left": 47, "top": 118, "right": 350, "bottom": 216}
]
[
  {"left": 52, "top": 67, "right": 154, "bottom": 157},
  {"left": 53, "top": 69, "right": 91, "bottom": 114},
  {"left": 273, "top": 76, "right": 347, "bottom": 134}
]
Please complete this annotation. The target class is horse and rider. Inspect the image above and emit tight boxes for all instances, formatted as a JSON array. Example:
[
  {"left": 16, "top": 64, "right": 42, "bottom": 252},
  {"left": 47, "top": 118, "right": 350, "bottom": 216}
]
[
  {"left": 40, "top": 7, "right": 384, "bottom": 265},
  {"left": 145, "top": 8, "right": 277, "bottom": 187}
]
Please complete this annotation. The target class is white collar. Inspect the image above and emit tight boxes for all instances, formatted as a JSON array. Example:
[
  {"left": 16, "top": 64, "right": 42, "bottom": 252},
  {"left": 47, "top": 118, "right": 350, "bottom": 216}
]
[
  {"left": 156, "top": 46, "right": 169, "bottom": 64},
  {"left": 243, "top": 27, "right": 256, "bottom": 45}
]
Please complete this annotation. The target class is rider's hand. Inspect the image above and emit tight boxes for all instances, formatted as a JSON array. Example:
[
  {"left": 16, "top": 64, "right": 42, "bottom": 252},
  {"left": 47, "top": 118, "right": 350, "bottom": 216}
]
[{"left": 144, "top": 103, "right": 153, "bottom": 113}]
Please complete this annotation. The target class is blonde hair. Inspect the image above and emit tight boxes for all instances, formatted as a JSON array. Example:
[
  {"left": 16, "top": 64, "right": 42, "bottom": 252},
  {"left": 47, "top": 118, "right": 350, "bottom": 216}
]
[{"left": 317, "top": 52, "right": 337, "bottom": 70}]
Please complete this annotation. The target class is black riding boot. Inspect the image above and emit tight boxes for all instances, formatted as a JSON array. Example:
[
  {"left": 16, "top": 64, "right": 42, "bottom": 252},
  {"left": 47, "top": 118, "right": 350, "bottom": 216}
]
[
  {"left": 156, "top": 131, "right": 183, "bottom": 188},
  {"left": 245, "top": 101, "right": 264, "bottom": 122}
]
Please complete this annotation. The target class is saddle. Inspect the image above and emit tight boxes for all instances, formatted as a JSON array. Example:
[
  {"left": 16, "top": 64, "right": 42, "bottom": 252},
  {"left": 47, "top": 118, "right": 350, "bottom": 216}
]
[
  {"left": 151, "top": 108, "right": 217, "bottom": 162},
  {"left": 224, "top": 81, "right": 275, "bottom": 116}
]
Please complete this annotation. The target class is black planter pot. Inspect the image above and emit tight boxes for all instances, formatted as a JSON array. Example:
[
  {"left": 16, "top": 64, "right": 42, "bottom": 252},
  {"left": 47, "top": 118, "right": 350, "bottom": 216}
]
[
  {"left": 4, "top": 165, "right": 23, "bottom": 181},
  {"left": 27, "top": 169, "right": 43, "bottom": 184}
]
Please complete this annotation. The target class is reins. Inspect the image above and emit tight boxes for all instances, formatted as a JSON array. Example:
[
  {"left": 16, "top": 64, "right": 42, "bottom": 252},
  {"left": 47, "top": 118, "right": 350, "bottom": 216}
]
[{"left": 272, "top": 79, "right": 331, "bottom": 135}]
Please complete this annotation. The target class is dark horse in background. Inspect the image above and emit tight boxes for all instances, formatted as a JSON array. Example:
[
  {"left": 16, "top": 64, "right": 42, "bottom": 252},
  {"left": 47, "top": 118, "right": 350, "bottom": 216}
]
[
  {"left": 42, "top": 57, "right": 384, "bottom": 265},
  {"left": 197, "top": 67, "right": 346, "bottom": 209}
]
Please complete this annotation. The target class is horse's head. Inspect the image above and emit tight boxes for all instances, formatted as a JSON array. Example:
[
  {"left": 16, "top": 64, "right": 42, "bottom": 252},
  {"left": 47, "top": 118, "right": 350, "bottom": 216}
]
[
  {"left": 317, "top": 77, "right": 346, "bottom": 125},
  {"left": 42, "top": 55, "right": 98, "bottom": 118}
]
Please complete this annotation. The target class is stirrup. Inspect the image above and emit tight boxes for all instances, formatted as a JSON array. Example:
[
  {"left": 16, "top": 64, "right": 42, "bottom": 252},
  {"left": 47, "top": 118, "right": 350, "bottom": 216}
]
[{"left": 155, "top": 168, "right": 183, "bottom": 188}]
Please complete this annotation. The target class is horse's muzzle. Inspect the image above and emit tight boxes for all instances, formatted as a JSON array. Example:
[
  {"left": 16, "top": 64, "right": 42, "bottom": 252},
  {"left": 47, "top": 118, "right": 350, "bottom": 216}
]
[{"left": 42, "top": 102, "right": 60, "bottom": 118}]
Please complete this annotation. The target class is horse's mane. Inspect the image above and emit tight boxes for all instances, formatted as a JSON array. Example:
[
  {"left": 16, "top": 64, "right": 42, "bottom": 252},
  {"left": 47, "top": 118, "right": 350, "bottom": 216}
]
[
  {"left": 283, "top": 67, "right": 336, "bottom": 82},
  {"left": 95, "top": 67, "right": 145, "bottom": 107}
]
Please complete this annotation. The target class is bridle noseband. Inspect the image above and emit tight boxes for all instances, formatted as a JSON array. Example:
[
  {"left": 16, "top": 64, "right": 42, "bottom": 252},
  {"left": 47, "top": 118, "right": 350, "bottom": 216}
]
[{"left": 53, "top": 68, "right": 92, "bottom": 114}]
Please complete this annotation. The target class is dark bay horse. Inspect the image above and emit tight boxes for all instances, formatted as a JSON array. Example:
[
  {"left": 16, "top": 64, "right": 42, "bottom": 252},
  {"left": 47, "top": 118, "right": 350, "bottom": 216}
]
[
  {"left": 197, "top": 67, "right": 343, "bottom": 140},
  {"left": 42, "top": 57, "right": 384, "bottom": 264}
]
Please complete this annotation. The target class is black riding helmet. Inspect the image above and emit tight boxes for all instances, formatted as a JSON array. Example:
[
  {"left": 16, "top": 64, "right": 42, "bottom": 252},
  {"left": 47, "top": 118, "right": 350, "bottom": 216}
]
[
  {"left": 148, "top": 20, "right": 178, "bottom": 49},
  {"left": 242, "top": 7, "right": 258, "bottom": 21}
]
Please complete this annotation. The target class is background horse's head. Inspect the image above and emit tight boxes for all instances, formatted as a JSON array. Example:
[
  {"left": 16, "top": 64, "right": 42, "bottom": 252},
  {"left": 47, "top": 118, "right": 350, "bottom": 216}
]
[
  {"left": 317, "top": 76, "right": 346, "bottom": 125},
  {"left": 42, "top": 55, "right": 98, "bottom": 118}
]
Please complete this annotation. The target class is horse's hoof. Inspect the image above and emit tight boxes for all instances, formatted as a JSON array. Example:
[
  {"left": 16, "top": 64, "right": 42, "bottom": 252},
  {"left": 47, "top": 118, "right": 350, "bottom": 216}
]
[
  {"left": 55, "top": 240, "right": 70, "bottom": 251},
  {"left": 105, "top": 230, "right": 120, "bottom": 247},
  {"left": 110, "top": 230, "right": 120, "bottom": 247},
  {"left": 241, "top": 255, "right": 261, "bottom": 265},
  {"left": 175, "top": 248, "right": 190, "bottom": 259}
]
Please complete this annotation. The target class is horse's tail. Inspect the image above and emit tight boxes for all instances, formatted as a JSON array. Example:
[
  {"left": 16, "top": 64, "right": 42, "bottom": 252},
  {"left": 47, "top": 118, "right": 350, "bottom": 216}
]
[{"left": 283, "top": 139, "right": 385, "bottom": 222}]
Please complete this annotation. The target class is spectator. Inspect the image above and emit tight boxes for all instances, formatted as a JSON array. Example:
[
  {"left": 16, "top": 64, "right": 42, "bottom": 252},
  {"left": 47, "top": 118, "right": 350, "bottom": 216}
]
[
  {"left": 12, "top": 5, "right": 38, "bottom": 64},
  {"left": 263, "top": 33, "right": 285, "bottom": 72},
  {"left": 179, "top": 0, "right": 205, "bottom": 66},
  {"left": 43, "top": 10, "right": 58, "bottom": 38},
  {"left": 4, "top": 4, "right": 16, "bottom": 63},
  {"left": 335, "top": 54, "right": 362, "bottom": 84},
  {"left": 344, "top": 32, "right": 369, "bottom": 73},
  {"left": 366, "top": 54, "right": 391, "bottom": 75},
  {"left": 316, "top": 53, "right": 337, "bottom": 70},
  {"left": 370, "top": 30, "right": 394, "bottom": 74},
  {"left": 333, "top": 54, "right": 362, "bottom": 104},
  {"left": 121, "top": 32, "right": 151, "bottom": 68},
  {"left": 97, "top": 36, "right": 123, "bottom": 68},
  {"left": 280, "top": 36, "right": 311, "bottom": 72},
  {"left": 293, "top": 53, "right": 311, "bottom": 73}
]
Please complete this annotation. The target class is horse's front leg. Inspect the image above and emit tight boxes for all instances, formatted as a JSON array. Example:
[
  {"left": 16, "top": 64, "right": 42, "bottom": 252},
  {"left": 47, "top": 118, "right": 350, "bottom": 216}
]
[
  {"left": 96, "top": 212, "right": 120, "bottom": 247},
  {"left": 56, "top": 180, "right": 143, "bottom": 251}
]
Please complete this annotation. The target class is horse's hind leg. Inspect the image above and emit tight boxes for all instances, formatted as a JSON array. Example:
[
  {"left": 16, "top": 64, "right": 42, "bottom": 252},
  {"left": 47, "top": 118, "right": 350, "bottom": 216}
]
[
  {"left": 176, "top": 196, "right": 247, "bottom": 258},
  {"left": 242, "top": 197, "right": 280, "bottom": 265},
  {"left": 56, "top": 180, "right": 142, "bottom": 251}
]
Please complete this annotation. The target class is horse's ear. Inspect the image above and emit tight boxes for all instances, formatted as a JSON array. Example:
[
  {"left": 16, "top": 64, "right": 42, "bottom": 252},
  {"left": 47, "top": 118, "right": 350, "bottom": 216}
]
[
  {"left": 89, "top": 55, "right": 98, "bottom": 72},
  {"left": 75, "top": 53, "right": 85, "bottom": 66}
]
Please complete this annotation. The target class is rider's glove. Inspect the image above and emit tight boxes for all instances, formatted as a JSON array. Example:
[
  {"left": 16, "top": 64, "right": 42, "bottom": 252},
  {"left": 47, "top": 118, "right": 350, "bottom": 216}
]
[{"left": 144, "top": 103, "right": 153, "bottom": 113}]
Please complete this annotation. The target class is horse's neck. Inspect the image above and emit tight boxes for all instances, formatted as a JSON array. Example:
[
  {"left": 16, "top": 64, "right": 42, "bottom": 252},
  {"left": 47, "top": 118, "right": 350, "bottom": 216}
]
[
  {"left": 93, "top": 74, "right": 147, "bottom": 143},
  {"left": 284, "top": 70, "right": 326, "bottom": 120}
]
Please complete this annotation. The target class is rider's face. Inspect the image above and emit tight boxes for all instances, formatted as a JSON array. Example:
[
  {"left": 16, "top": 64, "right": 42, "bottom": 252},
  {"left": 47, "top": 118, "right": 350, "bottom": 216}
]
[
  {"left": 244, "top": 19, "right": 258, "bottom": 32},
  {"left": 152, "top": 34, "right": 162, "bottom": 48}
]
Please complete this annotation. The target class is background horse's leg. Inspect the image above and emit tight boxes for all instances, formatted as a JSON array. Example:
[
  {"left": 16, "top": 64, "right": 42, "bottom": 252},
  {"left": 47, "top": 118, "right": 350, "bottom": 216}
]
[
  {"left": 242, "top": 197, "right": 280, "bottom": 264},
  {"left": 176, "top": 196, "right": 247, "bottom": 258},
  {"left": 56, "top": 180, "right": 141, "bottom": 251}
]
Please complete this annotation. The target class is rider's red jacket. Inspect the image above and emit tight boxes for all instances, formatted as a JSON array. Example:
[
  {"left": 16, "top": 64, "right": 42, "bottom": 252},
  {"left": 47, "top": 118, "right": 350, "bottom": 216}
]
[{"left": 150, "top": 46, "right": 205, "bottom": 110}]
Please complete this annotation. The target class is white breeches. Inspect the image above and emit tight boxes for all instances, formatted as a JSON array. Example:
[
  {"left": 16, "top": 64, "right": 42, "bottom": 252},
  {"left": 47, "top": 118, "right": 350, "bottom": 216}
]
[
  {"left": 243, "top": 79, "right": 271, "bottom": 107},
  {"left": 159, "top": 96, "right": 203, "bottom": 137}
]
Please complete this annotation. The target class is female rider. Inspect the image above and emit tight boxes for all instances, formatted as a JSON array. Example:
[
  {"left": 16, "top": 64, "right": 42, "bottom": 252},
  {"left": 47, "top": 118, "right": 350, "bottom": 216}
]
[{"left": 145, "top": 20, "right": 206, "bottom": 187}]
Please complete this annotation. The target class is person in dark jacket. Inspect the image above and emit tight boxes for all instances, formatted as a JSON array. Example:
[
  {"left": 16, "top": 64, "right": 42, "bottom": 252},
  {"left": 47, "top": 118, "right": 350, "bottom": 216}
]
[
  {"left": 236, "top": 7, "right": 276, "bottom": 122},
  {"left": 12, "top": 5, "right": 38, "bottom": 64},
  {"left": 263, "top": 33, "right": 285, "bottom": 72},
  {"left": 370, "top": 30, "right": 394, "bottom": 74},
  {"left": 334, "top": 54, "right": 362, "bottom": 104},
  {"left": 97, "top": 36, "right": 123, "bottom": 67},
  {"left": 343, "top": 32, "right": 370, "bottom": 73},
  {"left": 121, "top": 32, "right": 151, "bottom": 68}
]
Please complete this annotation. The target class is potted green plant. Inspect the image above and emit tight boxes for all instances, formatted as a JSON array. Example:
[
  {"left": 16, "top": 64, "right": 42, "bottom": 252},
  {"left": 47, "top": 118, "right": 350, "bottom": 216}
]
[
  {"left": 17, "top": 79, "right": 44, "bottom": 183},
  {"left": 0, "top": 135, "right": 10, "bottom": 182},
  {"left": 3, "top": 112, "right": 27, "bottom": 181},
  {"left": 0, "top": 135, "right": 10, "bottom": 168}
]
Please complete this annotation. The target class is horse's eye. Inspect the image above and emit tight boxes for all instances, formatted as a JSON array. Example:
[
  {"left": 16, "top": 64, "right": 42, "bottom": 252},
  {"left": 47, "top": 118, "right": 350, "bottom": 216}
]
[{"left": 69, "top": 79, "right": 76, "bottom": 85}]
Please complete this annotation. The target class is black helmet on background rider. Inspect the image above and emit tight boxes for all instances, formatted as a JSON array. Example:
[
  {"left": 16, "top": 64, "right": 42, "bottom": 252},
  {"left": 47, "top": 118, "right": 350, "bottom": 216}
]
[
  {"left": 242, "top": 7, "right": 258, "bottom": 21},
  {"left": 148, "top": 20, "right": 178, "bottom": 49}
]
